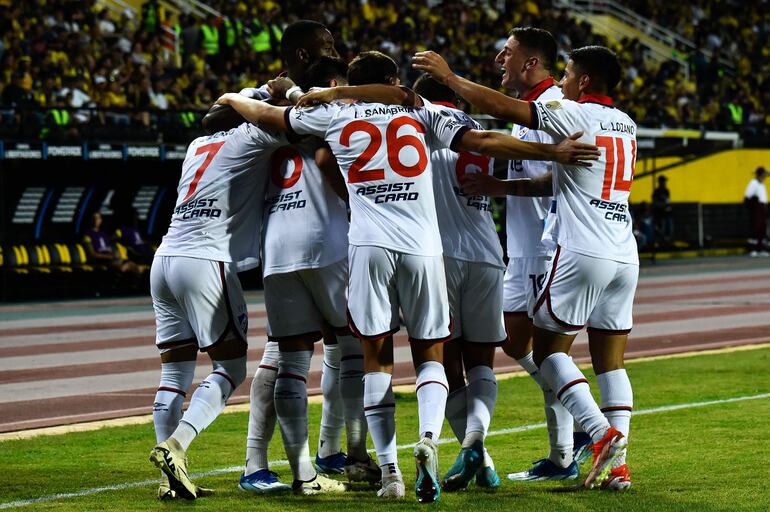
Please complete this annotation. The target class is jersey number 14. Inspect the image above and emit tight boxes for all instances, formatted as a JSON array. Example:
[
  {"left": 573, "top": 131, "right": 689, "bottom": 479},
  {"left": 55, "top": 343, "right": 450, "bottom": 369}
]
[{"left": 596, "top": 136, "right": 636, "bottom": 200}]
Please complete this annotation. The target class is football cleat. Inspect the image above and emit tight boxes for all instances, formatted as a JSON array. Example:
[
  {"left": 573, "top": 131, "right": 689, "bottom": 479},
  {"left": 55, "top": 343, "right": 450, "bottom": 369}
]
[
  {"left": 475, "top": 447, "right": 501, "bottom": 488},
  {"left": 573, "top": 431, "right": 593, "bottom": 465},
  {"left": 441, "top": 440, "right": 484, "bottom": 492},
  {"left": 315, "top": 452, "right": 347, "bottom": 475},
  {"left": 157, "top": 473, "right": 176, "bottom": 500},
  {"left": 149, "top": 438, "right": 197, "bottom": 500},
  {"left": 238, "top": 469, "right": 291, "bottom": 494},
  {"left": 507, "top": 458, "right": 579, "bottom": 481},
  {"left": 292, "top": 473, "right": 348, "bottom": 495},
  {"left": 344, "top": 455, "right": 382, "bottom": 484},
  {"left": 583, "top": 427, "right": 628, "bottom": 489},
  {"left": 602, "top": 464, "right": 632, "bottom": 491},
  {"left": 377, "top": 474, "right": 406, "bottom": 499},
  {"left": 414, "top": 437, "right": 441, "bottom": 503}
]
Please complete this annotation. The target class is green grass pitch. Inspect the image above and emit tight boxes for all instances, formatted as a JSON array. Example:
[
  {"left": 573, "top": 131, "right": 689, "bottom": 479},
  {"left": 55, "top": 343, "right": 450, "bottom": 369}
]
[{"left": 2, "top": 346, "right": 770, "bottom": 511}]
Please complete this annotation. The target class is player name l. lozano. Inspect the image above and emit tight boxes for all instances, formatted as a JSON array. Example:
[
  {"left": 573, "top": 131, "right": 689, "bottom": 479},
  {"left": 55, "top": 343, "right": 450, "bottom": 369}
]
[
  {"left": 356, "top": 181, "right": 419, "bottom": 204},
  {"left": 599, "top": 121, "right": 635, "bottom": 135}
]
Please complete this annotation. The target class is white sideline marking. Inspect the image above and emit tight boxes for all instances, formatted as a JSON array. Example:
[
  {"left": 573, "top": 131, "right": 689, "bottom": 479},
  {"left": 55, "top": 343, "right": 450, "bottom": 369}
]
[{"left": 1, "top": 391, "right": 769, "bottom": 509}]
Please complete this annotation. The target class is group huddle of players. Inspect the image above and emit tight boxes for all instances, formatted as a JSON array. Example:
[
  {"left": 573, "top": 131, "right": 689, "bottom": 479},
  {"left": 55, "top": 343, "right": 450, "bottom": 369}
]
[{"left": 146, "top": 19, "right": 638, "bottom": 504}]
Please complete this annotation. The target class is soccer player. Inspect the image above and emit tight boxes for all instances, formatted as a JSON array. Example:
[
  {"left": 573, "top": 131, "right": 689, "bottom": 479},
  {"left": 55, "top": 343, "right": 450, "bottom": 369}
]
[
  {"left": 412, "top": 74, "right": 506, "bottom": 492},
  {"left": 492, "top": 27, "right": 590, "bottom": 482},
  {"left": 148, "top": 119, "right": 292, "bottom": 500},
  {"left": 201, "top": 20, "right": 348, "bottom": 495},
  {"left": 258, "top": 56, "right": 376, "bottom": 495},
  {"left": 414, "top": 45, "right": 637, "bottom": 490},
  {"left": 217, "top": 51, "right": 598, "bottom": 502}
]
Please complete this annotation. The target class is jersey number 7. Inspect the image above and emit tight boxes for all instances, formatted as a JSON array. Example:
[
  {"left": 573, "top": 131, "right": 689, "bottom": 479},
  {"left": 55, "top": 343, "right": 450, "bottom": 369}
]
[
  {"left": 183, "top": 141, "right": 226, "bottom": 201},
  {"left": 597, "top": 136, "right": 636, "bottom": 200},
  {"left": 340, "top": 117, "right": 428, "bottom": 183}
]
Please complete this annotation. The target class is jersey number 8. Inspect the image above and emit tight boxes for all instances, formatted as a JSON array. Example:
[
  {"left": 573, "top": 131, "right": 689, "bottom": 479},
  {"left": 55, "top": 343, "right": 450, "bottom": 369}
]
[{"left": 340, "top": 117, "right": 429, "bottom": 183}]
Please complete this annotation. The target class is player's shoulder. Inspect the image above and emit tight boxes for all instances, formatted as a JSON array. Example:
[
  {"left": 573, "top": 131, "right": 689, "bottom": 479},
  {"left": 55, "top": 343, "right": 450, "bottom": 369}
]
[{"left": 420, "top": 99, "right": 480, "bottom": 129}]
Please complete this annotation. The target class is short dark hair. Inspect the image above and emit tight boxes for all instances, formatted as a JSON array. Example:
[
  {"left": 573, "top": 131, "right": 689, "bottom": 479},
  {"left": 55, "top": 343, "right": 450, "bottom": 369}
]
[
  {"left": 508, "top": 27, "right": 558, "bottom": 72},
  {"left": 413, "top": 73, "right": 456, "bottom": 104},
  {"left": 757, "top": 166, "right": 767, "bottom": 177},
  {"left": 300, "top": 56, "right": 349, "bottom": 90},
  {"left": 347, "top": 51, "right": 398, "bottom": 86},
  {"left": 569, "top": 45, "right": 622, "bottom": 92},
  {"left": 280, "top": 20, "right": 328, "bottom": 61}
]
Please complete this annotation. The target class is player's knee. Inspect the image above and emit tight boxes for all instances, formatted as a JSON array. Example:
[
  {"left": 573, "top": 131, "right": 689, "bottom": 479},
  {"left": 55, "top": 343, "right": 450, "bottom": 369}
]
[{"left": 212, "top": 356, "right": 247, "bottom": 390}]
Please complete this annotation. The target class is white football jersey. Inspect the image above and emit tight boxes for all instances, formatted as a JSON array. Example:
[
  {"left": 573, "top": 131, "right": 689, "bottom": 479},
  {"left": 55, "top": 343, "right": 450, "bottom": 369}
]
[
  {"left": 261, "top": 136, "right": 349, "bottom": 277},
  {"left": 507, "top": 80, "right": 561, "bottom": 258},
  {"left": 424, "top": 101, "right": 504, "bottom": 268},
  {"left": 238, "top": 85, "right": 270, "bottom": 100},
  {"left": 155, "top": 123, "right": 287, "bottom": 269},
  {"left": 286, "top": 102, "right": 469, "bottom": 256},
  {"left": 531, "top": 94, "right": 639, "bottom": 264}
]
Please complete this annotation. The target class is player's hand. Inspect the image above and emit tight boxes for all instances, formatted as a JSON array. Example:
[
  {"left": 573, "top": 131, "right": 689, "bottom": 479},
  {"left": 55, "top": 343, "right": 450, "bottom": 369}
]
[
  {"left": 267, "top": 77, "right": 296, "bottom": 100},
  {"left": 463, "top": 173, "right": 506, "bottom": 197},
  {"left": 215, "top": 93, "right": 238, "bottom": 105},
  {"left": 554, "top": 132, "right": 600, "bottom": 166},
  {"left": 296, "top": 88, "right": 337, "bottom": 108},
  {"left": 412, "top": 51, "right": 454, "bottom": 84}
]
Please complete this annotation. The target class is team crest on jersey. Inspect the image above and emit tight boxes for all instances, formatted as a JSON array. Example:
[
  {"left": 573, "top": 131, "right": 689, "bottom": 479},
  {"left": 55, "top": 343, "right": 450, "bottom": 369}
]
[
  {"left": 518, "top": 127, "right": 529, "bottom": 138},
  {"left": 545, "top": 100, "right": 562, "bottom": 110}
]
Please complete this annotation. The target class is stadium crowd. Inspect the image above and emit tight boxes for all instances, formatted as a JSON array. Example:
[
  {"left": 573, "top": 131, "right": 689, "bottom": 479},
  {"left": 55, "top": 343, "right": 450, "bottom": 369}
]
[{"left": 0, "top": 0, "right": 767, "bottom": 140}]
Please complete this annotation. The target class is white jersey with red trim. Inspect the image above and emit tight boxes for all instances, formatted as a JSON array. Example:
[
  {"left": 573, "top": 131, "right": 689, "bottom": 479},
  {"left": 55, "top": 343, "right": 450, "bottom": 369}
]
[
  {"left": 261, "top": 136, "right": 349, "bottom": 277},
  {"left": 530, "top": 94, "right": 638, "bottom": 264},
  {"left": 286, "top": 102, "right": 469, "bottom": 256},
  {"left": 423, "top": 100, "right": 504, "bottom": 268},
  {"left": 155, "top": 122, "right": 287, "bottom": 269},
  {"left": 507, "top": 81, "right": 562, "bottom": 258}
]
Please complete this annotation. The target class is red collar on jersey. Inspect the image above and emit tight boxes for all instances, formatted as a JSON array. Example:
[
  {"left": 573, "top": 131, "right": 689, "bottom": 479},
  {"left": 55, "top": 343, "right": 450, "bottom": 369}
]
[
  {"left": 522, "top": 77, "right": 555, "bottom": 102},
  {"left": 431, "top": 101, "right": 458, "bottom": 108},
  {"left": 577, "top": 94, "right": 614, "bottom": 106}
]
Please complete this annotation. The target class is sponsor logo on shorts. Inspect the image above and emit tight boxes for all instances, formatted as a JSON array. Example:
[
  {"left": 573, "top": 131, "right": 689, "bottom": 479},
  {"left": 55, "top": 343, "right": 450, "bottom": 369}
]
[
  {"left": 267, "top": 190, "right": 306, "bottom": 213},
  {"left": 356, "top": 181, "right": 419, "bottom": 204}
]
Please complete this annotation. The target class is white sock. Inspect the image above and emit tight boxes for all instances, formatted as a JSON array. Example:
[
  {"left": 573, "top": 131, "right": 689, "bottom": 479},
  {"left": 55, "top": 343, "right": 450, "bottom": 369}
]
[
  {"left": 598, "top": 369, "right": 632, "bottom": 466},
  {"left": 153, "top": 360, "right": 196, "bottom": 443},
  {"left": 415, "top": 361, "right": 448, "bottom": 440},
  {"left": 364, "top": 372, "right": 398, "bottom": 471},
  {"left": 246, "top": 341, "right": 279, "bottom": 474},
  {"left": 464, "top": 365, "right": 496, "bottom": 447},
  {"left": 445, "top": 386, "right": 468, "bottom": 443},
  {"left": 338, "top": 334, "right": 368, "bottom": 461},
  {"left": 173, "top": 356, "right": 245, "bottom": 450},
  {"left": 538, "top": 353, "right": 609, "bottom": 443},
  {"left": 318, "top": 342, "right": 344, "bottom": 458},
  {"left": 518, "top": 351, "right": 573, "bottom": 467},
  {"left": 275, "top": 349, "right": 315, "bottom": 481}
]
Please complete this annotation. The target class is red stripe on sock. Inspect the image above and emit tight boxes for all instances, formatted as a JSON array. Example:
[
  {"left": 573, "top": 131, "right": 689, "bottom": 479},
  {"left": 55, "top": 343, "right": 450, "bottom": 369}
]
[
  {"left": 157, "top": 386, "right": 186, "bottom": 397},
  {"left": 258, "top": 364, "right": 278, "bottom": 371},
  {"left": 212, "top": 370, "right": 236, "bottom": 390},
  {"left": 415, "top": 380, "right": 449, "bottom": 393},
  {"left": 363, "top": 402, "right": 395, "bottom": 412},
  {"left": 601, "top": 405, "right": 633, "bottom": 412},
  {"left": 556, "top": 378, "right": 588, "bottom": 400},
  {"left": 276, "top": 372, "right": 306, "bottom": 382}
]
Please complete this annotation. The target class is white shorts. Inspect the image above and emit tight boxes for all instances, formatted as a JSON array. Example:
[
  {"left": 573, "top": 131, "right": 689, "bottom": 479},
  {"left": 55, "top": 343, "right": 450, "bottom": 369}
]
[
  {"left": 263, "top": 258, "right": 348, "bottom": 340},
  {"left": 347, "top": 245, "right": 450, "bottom": 342},
  {"left": 444, "top": 257, "right": 506, "bottom": 344},
  {"left": 532, "top": 247, "right": 638, "bottom": 336},
  {"left": 503, "top": 255, "right": 549, "bottom": 316},
  {"left": 151, "top": 256, "right": 248, "bottom": 351}
]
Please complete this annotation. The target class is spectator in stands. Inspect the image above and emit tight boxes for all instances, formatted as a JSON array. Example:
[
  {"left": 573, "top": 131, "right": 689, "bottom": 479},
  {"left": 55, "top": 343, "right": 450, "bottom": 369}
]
[
  {"left": 633, "top": 201, "right": 656, "bottom": 251},
  {"left": 115, "top": 208, "right": 154, "bottom": 265},
  {"left": 83, "top": 212, "right": 143, "bottom": 274},
  {"left": 652, "top": 175, "right": 674, "bottom": 247},
  {"left": 744, "top": 167, "right": 768, "bottom": 257}
]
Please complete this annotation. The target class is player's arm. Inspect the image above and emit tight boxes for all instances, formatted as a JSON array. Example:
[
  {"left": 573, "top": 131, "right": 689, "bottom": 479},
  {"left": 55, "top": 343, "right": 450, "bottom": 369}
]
[
  {"left": 454, "top": 130, "right": 597, "bottom": 166},
  {"left": 463, "top": 172, "right": 553, "bottom": 197},
  {"left": 215, "top": 93, "right": 288, "bottom": 132},
  {"left": 296, "top": 85, "right": 421, "bottom": 108},
  {"left": 412, "top": 51, "right": 533, "bottom": 126},
  {"left": 315, "top": 145, "right": 348, "bottom": 201}
]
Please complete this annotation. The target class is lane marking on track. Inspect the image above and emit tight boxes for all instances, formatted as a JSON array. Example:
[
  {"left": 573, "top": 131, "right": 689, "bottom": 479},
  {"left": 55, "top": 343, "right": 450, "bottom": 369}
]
[
  {"left": 1, "top": 391, "right": 769, "bottom": 509},
  {"left": 3, "top": 342, "right": 769, "bottom": 441}
]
